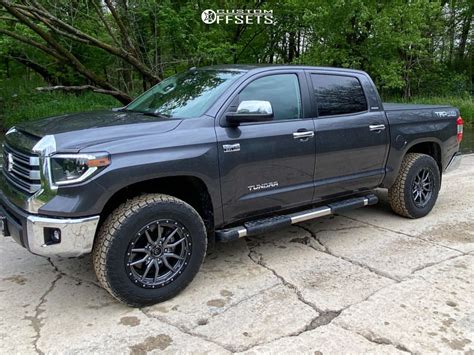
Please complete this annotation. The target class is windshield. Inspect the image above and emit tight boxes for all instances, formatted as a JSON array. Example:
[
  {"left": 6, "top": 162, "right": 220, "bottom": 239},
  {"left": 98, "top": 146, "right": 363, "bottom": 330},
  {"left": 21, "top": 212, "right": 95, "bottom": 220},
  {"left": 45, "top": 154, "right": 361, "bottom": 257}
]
[{"left": 126, "top": 70, "right": 244, "bottom": 118}]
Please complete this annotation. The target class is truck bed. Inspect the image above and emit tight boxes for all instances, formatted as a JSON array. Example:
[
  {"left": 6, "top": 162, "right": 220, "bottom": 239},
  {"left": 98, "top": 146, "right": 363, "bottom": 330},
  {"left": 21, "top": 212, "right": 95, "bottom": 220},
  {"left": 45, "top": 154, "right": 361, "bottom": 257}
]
[{"left": 383, "top": 102, "right": 453, "bottom": 111}]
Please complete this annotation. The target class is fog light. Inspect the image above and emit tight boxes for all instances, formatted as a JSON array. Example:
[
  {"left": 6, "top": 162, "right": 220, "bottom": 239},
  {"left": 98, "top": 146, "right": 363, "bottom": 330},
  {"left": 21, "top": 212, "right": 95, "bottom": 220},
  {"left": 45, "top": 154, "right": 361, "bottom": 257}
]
[
  {"left": 44, "top": 228, "right": 61, "bottom": 245},
  {"left": 52, "top": 229, "right": 61, "bottom": 242}
]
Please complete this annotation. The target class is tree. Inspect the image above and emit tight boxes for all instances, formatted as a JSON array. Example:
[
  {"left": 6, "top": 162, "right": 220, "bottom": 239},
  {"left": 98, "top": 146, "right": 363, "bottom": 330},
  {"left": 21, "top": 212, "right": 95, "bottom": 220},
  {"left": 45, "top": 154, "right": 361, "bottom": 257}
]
[
  {"left": 0, "top": 0, "right": 162, "bottom": 103},
  {"left": 0, "top": 0, "right": 471, "bottom": 103}
]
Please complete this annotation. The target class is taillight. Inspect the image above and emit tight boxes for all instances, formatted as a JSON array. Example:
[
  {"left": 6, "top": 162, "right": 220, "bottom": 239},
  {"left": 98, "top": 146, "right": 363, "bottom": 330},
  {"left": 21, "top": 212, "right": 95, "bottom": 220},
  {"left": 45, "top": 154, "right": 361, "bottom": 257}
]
[{"left": 456, "top": 116, "right": 463, "bottom": 143}]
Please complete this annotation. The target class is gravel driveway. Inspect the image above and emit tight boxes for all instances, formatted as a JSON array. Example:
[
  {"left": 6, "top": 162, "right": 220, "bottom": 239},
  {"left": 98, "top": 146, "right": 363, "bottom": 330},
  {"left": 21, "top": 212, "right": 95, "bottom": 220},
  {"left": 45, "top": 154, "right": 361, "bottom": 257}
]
[{"left": 1, "top": 155, "right": 473, "bottom": 354}]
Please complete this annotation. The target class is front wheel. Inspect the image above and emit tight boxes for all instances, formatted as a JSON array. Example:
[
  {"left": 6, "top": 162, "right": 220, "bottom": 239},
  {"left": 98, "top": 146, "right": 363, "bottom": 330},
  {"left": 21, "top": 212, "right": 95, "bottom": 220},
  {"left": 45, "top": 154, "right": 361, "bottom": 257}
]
[
  {"left": 93, "top": 194, "right": 207, "bottom": 307},
  {"left": 388, "top": 153, "right": 441, "bottom": 219}
]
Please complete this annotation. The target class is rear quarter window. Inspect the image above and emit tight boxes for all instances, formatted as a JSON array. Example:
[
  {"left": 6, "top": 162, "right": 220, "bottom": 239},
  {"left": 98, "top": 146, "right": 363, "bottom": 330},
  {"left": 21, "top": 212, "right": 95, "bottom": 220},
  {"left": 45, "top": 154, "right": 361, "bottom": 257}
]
[{"left": 310, "top": 74, "right": 368, "bottom": 116}]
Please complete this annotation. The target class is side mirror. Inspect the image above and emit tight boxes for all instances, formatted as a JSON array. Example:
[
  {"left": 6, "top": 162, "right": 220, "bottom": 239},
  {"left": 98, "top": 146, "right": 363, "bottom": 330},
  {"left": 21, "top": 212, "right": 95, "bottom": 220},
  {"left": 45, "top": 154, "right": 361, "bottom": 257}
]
[{"left": 226, "top": 100, "right": 273, "bottom": 126}]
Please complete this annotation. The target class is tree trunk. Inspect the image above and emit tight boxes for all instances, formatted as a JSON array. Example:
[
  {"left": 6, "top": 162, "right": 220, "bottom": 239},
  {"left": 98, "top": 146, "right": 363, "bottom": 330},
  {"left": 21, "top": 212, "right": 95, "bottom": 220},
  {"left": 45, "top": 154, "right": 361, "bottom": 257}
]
[
  {"left": 448, "top": 1, "right": 457, "bottom": 63},
  {"left": 10, "top": 54, "right": 60, "bottom": 85},
  {"left": 457, "top": 5, "right": 473, "bottom": 60},
  {"left": 288, "top": 32, "right": 296, "bottom": 62},
  {"left": 4, "top": 57, "right": 9, "bottom": 78}
]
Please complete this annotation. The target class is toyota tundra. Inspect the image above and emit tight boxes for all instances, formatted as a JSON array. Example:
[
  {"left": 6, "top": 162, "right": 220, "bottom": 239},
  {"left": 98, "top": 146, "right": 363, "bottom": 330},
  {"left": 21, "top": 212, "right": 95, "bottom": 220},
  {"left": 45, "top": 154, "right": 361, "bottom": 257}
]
[{"left": 0, "top": 65, "right": 463, "bottom": 306}]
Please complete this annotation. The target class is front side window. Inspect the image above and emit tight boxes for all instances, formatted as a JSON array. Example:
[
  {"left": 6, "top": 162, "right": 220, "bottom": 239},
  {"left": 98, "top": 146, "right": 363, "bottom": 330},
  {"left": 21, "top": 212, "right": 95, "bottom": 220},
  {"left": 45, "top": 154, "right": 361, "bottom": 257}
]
[
  {"left": 126, "top": 70, "right": 244, "bottom": 118},
  {"left": 311, "top": 74, "right": 367, "bottom": 116},
  {"left": 239, "top": 74, "right": 302, "bottom": 120}
]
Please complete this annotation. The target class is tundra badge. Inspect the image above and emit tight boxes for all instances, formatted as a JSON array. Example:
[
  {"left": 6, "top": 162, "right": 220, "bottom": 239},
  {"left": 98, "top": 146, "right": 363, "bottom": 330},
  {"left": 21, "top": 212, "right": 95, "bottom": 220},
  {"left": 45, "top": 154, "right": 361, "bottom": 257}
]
[{"left": 248, "top": 181, "right": 279, "bottom": 191}]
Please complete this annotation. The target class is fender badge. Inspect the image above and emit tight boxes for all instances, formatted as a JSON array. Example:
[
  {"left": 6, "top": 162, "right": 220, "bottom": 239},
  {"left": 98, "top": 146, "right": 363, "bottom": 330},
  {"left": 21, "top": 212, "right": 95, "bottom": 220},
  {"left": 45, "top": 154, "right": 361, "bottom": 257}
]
[{"left": 223, "top": 143, "right": 240, "bottom": 153}]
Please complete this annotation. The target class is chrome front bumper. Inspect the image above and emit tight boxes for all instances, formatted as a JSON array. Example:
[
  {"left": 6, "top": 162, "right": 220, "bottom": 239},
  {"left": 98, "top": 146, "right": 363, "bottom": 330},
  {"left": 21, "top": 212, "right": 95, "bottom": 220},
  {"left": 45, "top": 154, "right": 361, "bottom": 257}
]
[
  {"left": 0, "top": 191, "right": 99, "bottom": 257},
  {"left": 25, "top": 214, "right": 100, "bottom": 257},
  {"left": 445, "top": 152, "right": 462, "bottom": 173}
]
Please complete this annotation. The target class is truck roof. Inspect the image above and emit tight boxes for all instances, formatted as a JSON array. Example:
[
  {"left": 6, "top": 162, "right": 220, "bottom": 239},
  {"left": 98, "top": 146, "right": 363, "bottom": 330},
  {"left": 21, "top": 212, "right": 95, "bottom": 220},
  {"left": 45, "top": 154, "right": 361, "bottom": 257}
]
[{"left": 197, "top": 64, "right": 368, "bottom": 75}]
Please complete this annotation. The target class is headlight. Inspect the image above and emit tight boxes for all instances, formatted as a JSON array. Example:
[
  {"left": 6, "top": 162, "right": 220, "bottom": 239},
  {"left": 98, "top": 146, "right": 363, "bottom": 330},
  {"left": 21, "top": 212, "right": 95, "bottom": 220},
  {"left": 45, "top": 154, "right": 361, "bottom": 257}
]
[{"left": 50, "top": 153, "right": 111, "bottom": 186}]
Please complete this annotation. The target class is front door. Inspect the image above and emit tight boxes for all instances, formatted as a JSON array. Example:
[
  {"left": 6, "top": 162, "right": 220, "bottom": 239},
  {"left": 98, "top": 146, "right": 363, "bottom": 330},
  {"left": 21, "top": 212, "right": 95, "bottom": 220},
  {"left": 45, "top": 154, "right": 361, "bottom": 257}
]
[{"left": 216, "top": 72, "right": 316, "bottom": 224}]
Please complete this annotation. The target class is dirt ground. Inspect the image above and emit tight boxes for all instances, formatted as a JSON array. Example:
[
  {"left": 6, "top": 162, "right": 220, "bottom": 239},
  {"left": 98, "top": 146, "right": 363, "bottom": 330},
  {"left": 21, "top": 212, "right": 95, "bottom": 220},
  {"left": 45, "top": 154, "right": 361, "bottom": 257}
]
[{"left": 1, "top": 155, "right": 473, "bottom": 354}]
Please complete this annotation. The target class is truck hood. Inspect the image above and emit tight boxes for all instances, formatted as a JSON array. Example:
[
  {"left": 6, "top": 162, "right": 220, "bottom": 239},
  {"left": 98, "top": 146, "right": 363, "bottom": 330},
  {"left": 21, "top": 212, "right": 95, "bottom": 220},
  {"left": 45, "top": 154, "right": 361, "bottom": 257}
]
[{"left": 16, "top": 110, "right": 183, "bottom": 152}]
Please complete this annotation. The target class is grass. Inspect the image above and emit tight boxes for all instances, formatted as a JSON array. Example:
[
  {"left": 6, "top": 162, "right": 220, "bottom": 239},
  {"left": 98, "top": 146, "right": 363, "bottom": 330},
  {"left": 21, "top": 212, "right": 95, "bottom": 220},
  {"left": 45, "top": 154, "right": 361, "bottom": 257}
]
[
  {"left": 0, "top": 76, "right": 120, "bottom": 130},
  {"left": 384, "top": 95, "right": 473, "bottom": 126}
]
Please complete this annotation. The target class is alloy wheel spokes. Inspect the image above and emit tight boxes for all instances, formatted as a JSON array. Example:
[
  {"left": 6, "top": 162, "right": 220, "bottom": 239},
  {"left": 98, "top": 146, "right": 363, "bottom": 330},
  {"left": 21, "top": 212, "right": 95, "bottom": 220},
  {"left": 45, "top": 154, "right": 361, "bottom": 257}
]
[
  {"left": 157, "top": 223, "right": 163, "bottom": 241},
  {"left": 145, "top": 229, "right": 155, "bottom": 245},
  {"left": 422, "top": 170, "right": 430, "bottom": 182},
  {"left": 412, "top": 168, "right": 434, "bottom": 208},
  {"left": 163, "top": 227, "right": 179, "bottom": 245},
  {"left": 162, "top": 256, "right": 177, "bottom": 272},
  {"left": 141, "top": 260, "right": 154, "bottom": 281},
  {"left": 126, "top": 219, "right": 191, "bottom": 288},
  {"left": 164, "top": 252, "right": 184, "bottom": 260},
  {"left": 153, "top": 259, "right": 160, "bottom": 283},
  {"left": 130, "top": 255, "right": 148, "bottom": 266},
  {"left": 165, "top": 237, "right": 185, "bottom": 248},
  {"left": 414, "top": 191, "right": 421, "bottom": 202}
]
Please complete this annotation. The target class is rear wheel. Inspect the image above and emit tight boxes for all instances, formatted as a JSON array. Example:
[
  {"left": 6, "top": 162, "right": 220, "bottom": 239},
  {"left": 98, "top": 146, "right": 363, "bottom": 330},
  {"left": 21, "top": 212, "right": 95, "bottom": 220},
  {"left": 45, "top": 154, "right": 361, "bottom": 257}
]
[
  {"left": 388, "top": 153, "right": 441, "bottom": 218},
  {"left": 93, "top": 194, "right": 207, "bottom": 307}
]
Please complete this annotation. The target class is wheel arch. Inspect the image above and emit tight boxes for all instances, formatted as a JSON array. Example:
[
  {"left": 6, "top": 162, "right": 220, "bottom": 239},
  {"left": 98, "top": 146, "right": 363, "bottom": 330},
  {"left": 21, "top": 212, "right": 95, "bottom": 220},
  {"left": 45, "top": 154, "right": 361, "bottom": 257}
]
[
  {"left": 405, "top": 140, "right": 442, "bottom": 173},
  {"left": 99, "top": 175, "right": 215, "bottom": 237},
  {"left": 382, "top": 138, "right": 443, "bottom": 188}
]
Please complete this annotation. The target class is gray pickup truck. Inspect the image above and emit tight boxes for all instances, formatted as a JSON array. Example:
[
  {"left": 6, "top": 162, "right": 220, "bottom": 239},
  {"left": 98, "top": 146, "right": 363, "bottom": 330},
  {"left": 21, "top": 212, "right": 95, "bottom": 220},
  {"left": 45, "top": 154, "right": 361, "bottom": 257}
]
[{"left": 0, "top": 65, "right": 463, "bottom": 306}]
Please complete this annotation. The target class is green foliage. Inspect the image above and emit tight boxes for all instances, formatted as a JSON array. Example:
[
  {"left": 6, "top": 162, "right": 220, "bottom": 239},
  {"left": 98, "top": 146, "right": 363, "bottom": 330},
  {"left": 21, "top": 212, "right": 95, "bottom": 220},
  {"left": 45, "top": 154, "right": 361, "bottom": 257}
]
[
  {"left": 0, "top": 76, "right": 119, "bottom": 129},
  {"left": 298, "top": 0, "right": 472, "bottom": 97},
  {"left": 0, "top": 0, "right": 472, "bottom": 128}
]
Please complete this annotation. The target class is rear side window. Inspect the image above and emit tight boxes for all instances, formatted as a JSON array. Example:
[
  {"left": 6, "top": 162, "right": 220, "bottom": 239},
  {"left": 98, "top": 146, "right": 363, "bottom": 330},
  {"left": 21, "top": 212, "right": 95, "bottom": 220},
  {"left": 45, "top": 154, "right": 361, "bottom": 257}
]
[
  {"left": 239, "top": 74, "right": 302, "bottom": 120},
  {"left": 310, "top": 74, "right": 367, "bottom": 116}
]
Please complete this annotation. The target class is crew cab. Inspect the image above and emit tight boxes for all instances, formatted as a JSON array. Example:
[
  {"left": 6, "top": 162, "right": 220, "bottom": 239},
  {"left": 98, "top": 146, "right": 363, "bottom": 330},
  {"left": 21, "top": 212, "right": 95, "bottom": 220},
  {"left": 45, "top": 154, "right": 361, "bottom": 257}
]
[{"left": 0, "top": 65, "right": 463, "bottom": 306}]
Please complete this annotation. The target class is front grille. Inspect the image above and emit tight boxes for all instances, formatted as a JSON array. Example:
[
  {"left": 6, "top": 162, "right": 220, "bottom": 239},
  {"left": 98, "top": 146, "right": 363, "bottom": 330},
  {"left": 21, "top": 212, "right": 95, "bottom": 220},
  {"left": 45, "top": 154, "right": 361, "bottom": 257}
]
[{"left": 2, "top": 144, "right": 41, "bottom": 194}]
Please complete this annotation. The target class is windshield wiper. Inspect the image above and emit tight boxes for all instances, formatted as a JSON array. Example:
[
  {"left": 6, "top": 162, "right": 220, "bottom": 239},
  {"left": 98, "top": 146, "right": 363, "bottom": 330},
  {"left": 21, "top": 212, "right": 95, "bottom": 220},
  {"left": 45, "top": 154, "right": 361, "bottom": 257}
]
[
  {"left": 120, "top": 108, "right": 171, "bottom": 118},
  {"left": 141, "top": 111, "right": 171, "bottom": 119}
]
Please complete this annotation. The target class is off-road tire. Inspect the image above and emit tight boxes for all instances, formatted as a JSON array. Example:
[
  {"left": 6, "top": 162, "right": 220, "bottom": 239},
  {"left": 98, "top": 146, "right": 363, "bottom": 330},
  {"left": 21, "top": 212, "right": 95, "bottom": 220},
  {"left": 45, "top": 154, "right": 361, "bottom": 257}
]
[
  {"left": 388, "top": 153, "right": 440, "bottom": 219},
  {"left": 93, "top": 194, "right": 207, "bottom": 307}
]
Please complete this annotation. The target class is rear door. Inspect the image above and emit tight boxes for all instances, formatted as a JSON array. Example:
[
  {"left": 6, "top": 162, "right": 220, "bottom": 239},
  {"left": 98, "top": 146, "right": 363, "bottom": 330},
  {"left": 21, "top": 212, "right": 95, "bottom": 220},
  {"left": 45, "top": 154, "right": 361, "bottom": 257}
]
[
  {"left": 216, "top": 71, "right": 316, "bottom": 224},
  {"left": 307, "top": 71, "right": 389, "bottom": 201}
]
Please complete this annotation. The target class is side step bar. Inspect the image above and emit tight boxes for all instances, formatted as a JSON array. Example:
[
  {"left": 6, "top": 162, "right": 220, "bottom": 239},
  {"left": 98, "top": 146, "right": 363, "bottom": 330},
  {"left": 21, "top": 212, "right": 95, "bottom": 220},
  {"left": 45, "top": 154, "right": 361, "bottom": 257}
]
[{"left": 215, "top": 193, "right": 378, "bottom": 242}]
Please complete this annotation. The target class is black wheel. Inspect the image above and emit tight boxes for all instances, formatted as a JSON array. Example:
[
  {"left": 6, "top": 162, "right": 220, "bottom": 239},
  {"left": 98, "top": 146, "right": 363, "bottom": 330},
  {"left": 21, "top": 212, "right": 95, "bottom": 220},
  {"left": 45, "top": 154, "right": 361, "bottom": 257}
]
[
  {"left": 93, "top": 194, "right": 207, "bottom": 307},
  {"left": 388, "top": 153, "right": 441, "bottom": 218}
]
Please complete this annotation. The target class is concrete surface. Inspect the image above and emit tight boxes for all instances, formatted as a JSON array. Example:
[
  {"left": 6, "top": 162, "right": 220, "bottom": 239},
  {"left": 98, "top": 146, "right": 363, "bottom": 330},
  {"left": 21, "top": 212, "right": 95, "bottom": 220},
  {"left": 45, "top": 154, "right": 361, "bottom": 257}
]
[{"left": 1, "top": 154, "right": 473, "bottom": 354}]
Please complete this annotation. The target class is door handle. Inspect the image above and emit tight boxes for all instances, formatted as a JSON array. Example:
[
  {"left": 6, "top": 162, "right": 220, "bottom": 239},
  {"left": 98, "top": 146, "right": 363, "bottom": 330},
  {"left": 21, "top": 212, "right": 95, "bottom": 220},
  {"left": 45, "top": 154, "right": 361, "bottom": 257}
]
[
  {"left": 293, "top": 130, "right": 314, "bottom": 139},
  {"left": 369, "top": 124, "right": 386, "bottom": 132}
]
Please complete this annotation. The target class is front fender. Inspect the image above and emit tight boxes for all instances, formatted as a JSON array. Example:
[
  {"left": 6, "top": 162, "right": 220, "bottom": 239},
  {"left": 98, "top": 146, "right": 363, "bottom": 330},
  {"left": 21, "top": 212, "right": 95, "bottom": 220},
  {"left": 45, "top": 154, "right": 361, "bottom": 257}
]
[{"left": 38, "top": 118, "right": 223, "bottom": 225}]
